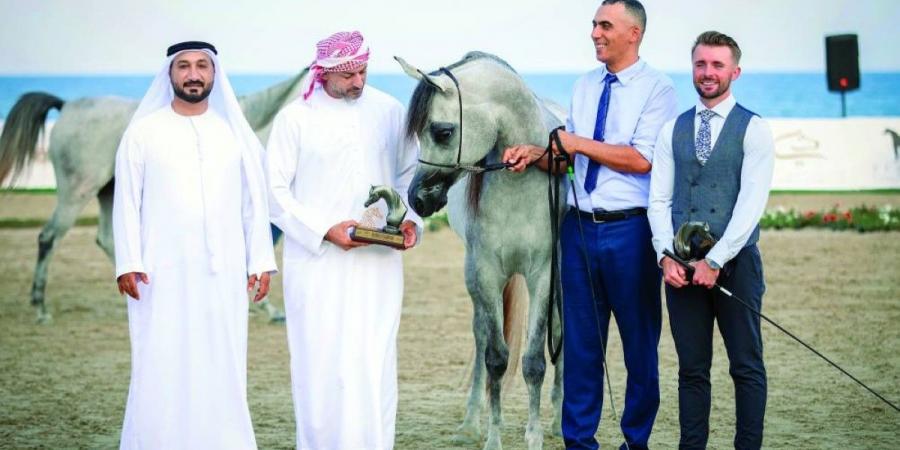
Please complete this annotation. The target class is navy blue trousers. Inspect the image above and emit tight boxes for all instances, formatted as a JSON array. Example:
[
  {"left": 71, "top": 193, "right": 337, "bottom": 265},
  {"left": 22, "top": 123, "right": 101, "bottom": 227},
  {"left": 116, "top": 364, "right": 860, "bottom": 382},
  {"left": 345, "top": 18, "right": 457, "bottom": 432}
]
[
  {"left": 561, "top": 210, "right": 662, "bottom": 450},
  {"left": 666, "top": 244, "right": 767, "bottom": 450}
]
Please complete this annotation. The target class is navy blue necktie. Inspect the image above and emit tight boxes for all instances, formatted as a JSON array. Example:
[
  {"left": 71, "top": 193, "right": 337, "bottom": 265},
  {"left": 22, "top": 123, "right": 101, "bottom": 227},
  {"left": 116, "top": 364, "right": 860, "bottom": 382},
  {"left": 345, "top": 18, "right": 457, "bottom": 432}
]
[{"left": 584, "top": 73, "right": 618, "bottom": 194}]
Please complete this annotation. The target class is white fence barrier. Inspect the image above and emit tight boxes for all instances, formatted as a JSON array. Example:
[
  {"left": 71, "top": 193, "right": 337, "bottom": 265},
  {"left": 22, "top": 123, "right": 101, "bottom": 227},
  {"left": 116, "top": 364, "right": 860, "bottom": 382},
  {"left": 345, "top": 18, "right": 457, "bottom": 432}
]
[{"left": 3, "top": 118, "right": 900, "bottom": 191}]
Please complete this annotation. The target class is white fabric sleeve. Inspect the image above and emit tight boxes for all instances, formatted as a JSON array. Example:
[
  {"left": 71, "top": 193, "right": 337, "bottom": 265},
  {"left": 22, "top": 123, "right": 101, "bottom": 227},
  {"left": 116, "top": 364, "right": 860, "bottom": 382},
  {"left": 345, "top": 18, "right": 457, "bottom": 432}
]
[
  {"left": 266, "top": 111, "right": 332, "bottom": 255},
  {"left": 632, "top": 81, "right": 679, "bottom": 163},
  {"left": 394, "top": 111, "right": 424, "bottom": 245},
  {"left": 240, "top": 160, "right": 278, "bottom": 276},
  {"left": 705, "top": 116, "right": 775, "bottom": 266},
  {"left": 647, "top": 119, "right": 677, "bottom": 265},
  {"left": 112, "top": 130, "right": 146, "bottom": 278}
]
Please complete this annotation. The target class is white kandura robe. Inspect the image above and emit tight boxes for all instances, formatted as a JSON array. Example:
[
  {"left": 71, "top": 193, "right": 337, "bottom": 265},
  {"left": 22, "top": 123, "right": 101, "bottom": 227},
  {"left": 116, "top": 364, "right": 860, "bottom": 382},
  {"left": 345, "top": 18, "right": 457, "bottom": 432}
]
[
  {"left": 113, "top": 106, "right": 275, "bottom": 450},
  {"left": 267, "top": 86, "right": 422, "bottom": 450}
]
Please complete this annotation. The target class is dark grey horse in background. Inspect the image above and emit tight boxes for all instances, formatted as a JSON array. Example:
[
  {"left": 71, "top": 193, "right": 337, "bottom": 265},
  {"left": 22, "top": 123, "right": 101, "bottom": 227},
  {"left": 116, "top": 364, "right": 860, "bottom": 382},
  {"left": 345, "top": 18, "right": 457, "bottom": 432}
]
[
  {"left": 886, "top": 128, "right": 900, "bottom": 160},
  {"left": 0, "top": 69, "right": 309, "bottom": 323},
  {"left": 399, "top": 52, "right": 566, "bottom": 450}
]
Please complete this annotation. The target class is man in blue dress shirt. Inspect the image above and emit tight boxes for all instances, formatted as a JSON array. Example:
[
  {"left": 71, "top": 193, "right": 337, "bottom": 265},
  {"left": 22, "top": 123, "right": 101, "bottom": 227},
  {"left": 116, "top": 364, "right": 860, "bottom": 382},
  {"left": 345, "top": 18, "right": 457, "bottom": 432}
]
[
  {"left": 648, "top": 31, "right": 774, "bottom": 449},
  {"left": 505, "top": 1, "right": 677, "bottom": 448}
]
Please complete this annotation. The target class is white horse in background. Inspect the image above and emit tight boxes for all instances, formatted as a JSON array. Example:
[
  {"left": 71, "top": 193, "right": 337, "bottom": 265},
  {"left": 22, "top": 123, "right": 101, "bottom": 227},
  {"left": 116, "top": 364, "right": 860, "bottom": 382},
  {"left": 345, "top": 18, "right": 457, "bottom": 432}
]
[{"left": 0, "top": 69, "right": 310, "bottom": 323}]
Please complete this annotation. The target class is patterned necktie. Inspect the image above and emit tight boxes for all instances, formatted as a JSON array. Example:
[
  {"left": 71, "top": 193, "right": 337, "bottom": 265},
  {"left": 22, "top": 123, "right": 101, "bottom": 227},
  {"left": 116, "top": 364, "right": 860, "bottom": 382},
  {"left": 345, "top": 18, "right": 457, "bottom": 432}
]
[
  {"left": 695, "top": 109, "right": 716, "bottom": 165},
  {"left": 584, "top": 73, "right": 618, "bottom": 193}
]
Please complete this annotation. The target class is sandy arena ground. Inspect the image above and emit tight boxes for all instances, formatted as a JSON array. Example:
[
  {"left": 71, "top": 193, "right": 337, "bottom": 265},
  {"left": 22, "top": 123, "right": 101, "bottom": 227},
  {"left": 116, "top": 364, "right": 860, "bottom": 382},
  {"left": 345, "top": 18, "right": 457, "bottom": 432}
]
[{"left": 0, "top": 192, "right": 898, "bottom": 449}]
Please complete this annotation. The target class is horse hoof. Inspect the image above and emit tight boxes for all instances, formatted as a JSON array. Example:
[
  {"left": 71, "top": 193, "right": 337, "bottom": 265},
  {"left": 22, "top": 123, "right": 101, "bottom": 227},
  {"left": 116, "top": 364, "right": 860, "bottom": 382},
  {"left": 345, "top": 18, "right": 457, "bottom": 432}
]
[
  {"left": 451, "top": 425, "right": 481, "bottom": 446},
  {"left": 483, "top": 431, "right": 502, "bottom": 450},
  {"left": 268, "top": 313, "right": 286, "bottom": 324},
  {"left": 525, "top": 428, "right": 544, "bottom": 450},
  {"left": 35, "top": 313, "right": 53, "bottom": 325}
]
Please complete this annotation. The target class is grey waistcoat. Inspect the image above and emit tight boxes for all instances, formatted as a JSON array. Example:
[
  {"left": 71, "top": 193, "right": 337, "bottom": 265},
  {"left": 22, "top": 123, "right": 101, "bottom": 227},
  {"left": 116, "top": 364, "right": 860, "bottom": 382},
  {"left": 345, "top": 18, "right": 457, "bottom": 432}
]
[{"left": 671, "top": 104, "right": 759, "bottom": 247}]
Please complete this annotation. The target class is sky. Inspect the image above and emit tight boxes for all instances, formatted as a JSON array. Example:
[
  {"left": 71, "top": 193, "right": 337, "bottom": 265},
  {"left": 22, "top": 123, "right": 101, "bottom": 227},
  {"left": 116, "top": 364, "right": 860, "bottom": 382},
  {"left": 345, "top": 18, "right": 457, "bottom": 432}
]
[{"left": 1, "top": 0, "right": 898, "bottom": 75}]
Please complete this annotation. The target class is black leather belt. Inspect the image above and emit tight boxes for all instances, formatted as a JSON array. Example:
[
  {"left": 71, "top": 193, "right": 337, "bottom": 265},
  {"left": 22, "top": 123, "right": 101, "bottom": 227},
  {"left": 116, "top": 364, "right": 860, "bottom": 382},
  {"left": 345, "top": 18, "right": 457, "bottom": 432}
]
[{"left": 571, "top": 207, "right": 647, "bottom": 223}]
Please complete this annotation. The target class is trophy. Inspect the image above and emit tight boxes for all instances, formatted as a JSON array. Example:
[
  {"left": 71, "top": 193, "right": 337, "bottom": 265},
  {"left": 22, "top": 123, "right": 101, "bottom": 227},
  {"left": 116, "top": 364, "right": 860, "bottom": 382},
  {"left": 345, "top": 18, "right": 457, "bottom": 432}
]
[{"left": 349, "top": 185, "right": 408, "bottom": 248}]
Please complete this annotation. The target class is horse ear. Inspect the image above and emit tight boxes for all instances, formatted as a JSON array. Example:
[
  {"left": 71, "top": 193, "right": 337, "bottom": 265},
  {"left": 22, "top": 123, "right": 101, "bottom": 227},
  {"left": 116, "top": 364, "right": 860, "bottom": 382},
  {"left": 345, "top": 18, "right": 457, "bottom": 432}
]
[{"left": 394, "top": 56, "right": 447, "bottom": 93}]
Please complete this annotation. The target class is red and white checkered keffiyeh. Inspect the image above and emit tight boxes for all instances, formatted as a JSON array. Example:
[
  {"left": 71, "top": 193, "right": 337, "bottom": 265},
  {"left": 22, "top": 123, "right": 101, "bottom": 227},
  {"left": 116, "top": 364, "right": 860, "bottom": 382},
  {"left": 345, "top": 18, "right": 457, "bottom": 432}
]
[{"left": 303, "top": 31, "right": 370, "bottom": 100}]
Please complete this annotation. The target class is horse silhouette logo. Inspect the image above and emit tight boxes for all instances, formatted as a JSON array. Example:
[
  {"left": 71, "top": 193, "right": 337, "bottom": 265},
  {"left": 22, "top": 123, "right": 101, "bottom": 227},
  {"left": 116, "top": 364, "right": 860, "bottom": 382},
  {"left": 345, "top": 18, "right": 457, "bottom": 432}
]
[{"left": 885, "top": 128, "right": 900, "bottom": 160}]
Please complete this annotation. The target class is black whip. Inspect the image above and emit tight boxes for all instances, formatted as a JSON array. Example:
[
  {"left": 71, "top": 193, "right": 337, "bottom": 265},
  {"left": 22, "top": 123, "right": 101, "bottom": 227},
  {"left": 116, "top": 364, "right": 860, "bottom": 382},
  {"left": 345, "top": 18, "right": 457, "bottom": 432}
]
[{"left": 663, "top": 249, "right": 900, "bottom": 413}]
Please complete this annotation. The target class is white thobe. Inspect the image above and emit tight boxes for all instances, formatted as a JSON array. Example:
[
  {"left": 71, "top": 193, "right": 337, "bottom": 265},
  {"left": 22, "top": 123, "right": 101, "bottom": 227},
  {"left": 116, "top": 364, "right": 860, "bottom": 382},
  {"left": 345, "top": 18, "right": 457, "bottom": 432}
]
[
  {"left": 113, "top": 105, "right": 275, "bottom": 450},
  {"left": 266, "top": 86, "right": 422, "bottom": 450}
]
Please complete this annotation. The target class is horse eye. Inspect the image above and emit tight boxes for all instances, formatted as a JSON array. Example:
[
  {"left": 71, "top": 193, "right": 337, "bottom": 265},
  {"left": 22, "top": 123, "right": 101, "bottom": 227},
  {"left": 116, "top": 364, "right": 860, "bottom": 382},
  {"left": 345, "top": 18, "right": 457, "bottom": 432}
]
[{"left": 429, "top": 122, "right": 456, "bottom": 145}]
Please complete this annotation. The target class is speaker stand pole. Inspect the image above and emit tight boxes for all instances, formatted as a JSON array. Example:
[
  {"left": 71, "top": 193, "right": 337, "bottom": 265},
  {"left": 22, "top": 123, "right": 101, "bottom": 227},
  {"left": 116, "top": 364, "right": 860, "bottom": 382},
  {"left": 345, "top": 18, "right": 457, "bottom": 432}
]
[{"left": 841, "top": 90, "right": 847, "bottom": 117}]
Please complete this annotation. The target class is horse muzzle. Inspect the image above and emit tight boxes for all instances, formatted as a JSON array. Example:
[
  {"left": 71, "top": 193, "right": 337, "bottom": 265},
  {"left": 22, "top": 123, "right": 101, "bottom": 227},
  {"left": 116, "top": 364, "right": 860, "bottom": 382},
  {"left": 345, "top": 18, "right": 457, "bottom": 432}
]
[{"left": 408, "top": 169, "right": 452, "bottom": 217}]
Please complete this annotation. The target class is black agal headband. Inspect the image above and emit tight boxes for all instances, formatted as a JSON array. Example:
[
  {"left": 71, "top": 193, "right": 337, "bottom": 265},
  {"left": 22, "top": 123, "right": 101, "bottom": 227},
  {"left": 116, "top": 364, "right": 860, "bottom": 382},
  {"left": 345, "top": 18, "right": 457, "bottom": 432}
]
[{"left": 166, "top": 41, "right": 218, "bottom": 57}]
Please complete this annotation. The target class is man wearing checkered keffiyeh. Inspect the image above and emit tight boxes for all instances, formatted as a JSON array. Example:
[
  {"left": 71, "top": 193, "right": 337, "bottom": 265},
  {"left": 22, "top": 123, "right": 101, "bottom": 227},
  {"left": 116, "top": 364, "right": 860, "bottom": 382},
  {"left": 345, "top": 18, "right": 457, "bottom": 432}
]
[
  {"left": 303, "top": 30, "right": 371, "bottom": 100},
  {"left": 266, "top": 30, "right": 424, "bottom": 450}
]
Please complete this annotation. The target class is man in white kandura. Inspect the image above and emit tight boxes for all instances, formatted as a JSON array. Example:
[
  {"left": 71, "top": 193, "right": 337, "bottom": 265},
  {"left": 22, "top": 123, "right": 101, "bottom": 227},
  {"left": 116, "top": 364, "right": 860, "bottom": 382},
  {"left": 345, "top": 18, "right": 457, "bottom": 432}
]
[
  {"left": 266, "top": 31, "right": 422, "bottom": 449},
  {"left": 113, "top": 41, "right": 276, "bottom": 450}
]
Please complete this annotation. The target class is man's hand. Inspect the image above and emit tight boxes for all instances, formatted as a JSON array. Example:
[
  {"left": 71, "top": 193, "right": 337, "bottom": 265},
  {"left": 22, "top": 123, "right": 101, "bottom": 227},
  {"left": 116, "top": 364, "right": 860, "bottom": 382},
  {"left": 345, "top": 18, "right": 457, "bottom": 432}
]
[
  {"left": 325, "top": 220, "right": 369, "bottom": 251},
  {"left": 399, "top": 220, "right": 418, "bottom": 250},
  {"left": 502, "top": 144, "right": 544, "bottom": 173},
  {"left": 661, "top": 257, "right": 689, "bottom": 288},
  {"left": 691, "top": 259, "right": 720, "bottom": 289},
  {"left": 551, "top": 130, "right": 580, "bottom": 157},
  {"left": 247, "top": 272, "right": 271, "bottom": 303},
  {"left": 117, "top": 272, "right": 149, "bottom": 300}
]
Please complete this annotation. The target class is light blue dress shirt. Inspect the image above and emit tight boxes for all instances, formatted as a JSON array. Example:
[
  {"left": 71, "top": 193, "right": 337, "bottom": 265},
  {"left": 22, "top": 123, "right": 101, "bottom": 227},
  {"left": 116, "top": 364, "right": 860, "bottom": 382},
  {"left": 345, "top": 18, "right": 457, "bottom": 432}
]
[
  {"left": 648, "top": 94, "right": 775, "bottom": 266},
  {"left": 566, "top": 59, "right": 678, "bottom": 211}
]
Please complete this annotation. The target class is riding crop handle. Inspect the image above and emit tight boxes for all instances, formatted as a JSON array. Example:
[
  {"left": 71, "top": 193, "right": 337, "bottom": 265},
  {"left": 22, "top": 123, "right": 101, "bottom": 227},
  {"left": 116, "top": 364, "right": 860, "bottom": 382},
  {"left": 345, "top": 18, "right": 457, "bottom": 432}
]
[
  {"left": 662, "top": 252, "right": 900, "bottom": 413},
  {"left": 663, "top": 249, "right": 695, "bottom": 279}
]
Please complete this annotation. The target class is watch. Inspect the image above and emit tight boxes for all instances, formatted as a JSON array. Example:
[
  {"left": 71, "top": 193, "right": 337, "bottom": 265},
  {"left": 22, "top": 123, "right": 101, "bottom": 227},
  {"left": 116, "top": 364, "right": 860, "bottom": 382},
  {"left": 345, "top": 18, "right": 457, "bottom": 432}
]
[{"left": 704, "top": 258, "right": 721, "bottom": 270}]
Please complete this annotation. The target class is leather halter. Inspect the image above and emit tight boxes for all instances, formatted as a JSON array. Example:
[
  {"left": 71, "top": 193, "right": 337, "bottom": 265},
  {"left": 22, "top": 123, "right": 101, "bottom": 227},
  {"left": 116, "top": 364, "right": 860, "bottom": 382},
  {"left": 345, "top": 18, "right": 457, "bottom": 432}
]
[{"left": 416, "top": 67, "right": 511, "bottom": 174}]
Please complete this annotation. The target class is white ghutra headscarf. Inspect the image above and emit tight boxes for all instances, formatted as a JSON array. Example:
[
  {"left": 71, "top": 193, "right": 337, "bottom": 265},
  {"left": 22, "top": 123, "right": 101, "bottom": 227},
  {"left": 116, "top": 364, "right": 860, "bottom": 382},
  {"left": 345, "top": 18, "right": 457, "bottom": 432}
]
[{"left": 121, "top": 41, "right": 275, "bottom": 275}]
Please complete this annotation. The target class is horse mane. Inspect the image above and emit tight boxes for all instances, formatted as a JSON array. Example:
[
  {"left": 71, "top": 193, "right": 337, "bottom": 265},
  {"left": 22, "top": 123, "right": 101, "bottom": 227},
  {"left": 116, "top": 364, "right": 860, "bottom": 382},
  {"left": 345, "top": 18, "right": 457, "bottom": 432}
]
[{"left": 405, "top": 52, "right": 518, "bottom": 215}]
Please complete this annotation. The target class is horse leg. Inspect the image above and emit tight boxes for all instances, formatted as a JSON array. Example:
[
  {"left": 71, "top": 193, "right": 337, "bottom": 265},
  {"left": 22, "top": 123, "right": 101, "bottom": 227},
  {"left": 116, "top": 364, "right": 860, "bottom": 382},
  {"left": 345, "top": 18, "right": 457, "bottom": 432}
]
[
  {"left": 453, "top": 299, "right": 488, "bottom": 445},
  {"left": 251, "top": 298, "right": 285, "bottom": 323},
  {"left": 95, "top": 180, "right": 115, "bottom": 260},
  {"left": 31, "top": 188, "right": 94, "bottom": 324},
  {"left": 522, "top": 270, "right": 550, "bottom": 450},
  {"left": 479, "top": 274, "right": 510, "bottom": 450},
  {"left": 551, "top": 312, "right": 564, "bottom": 437}
]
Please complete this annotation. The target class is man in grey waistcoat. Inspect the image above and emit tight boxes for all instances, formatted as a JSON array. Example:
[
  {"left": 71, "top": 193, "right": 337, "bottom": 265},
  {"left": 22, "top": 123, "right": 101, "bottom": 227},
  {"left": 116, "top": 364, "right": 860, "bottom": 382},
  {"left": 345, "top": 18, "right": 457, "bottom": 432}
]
[{"left": 648, "top": 31, "right": 774, "bottom": 449}]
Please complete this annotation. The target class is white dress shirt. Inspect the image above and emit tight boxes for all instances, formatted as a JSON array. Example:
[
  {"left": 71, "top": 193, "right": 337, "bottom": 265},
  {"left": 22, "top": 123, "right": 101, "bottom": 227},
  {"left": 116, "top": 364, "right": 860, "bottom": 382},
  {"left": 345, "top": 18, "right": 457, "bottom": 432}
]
[
  {"left": 566, "top": 59, "right": 678, "bottom": 211},
  {"left": 648, "top": 94, "right": 775, "bottom": 266}
]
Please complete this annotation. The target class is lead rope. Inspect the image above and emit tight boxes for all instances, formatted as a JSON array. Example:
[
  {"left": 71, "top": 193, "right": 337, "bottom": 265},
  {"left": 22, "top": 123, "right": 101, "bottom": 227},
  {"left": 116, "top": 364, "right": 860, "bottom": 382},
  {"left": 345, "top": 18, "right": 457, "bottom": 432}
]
[{"left": 545, "top": 128, "right": 629, "bottom": 449}]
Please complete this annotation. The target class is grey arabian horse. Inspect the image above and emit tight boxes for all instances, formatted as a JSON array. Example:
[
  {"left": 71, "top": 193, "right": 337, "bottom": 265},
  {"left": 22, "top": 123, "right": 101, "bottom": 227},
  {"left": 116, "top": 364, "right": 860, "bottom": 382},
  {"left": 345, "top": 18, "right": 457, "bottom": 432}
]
[
  {"left": 0, "top": 68, "right": 310, "bottom": 323},
  {"left": 399, "top": 52, "right": 566, "bottom": 450}
]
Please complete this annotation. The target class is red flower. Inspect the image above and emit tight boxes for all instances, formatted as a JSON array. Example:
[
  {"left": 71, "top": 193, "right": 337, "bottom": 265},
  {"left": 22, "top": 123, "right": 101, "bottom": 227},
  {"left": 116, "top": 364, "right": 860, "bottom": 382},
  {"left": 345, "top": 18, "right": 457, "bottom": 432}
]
[
  {"left": 843, "top": 211, "right": 853, "bottom": 223},
  {"left": 823, "top": 213, "right": 837, "bottom": 223}
]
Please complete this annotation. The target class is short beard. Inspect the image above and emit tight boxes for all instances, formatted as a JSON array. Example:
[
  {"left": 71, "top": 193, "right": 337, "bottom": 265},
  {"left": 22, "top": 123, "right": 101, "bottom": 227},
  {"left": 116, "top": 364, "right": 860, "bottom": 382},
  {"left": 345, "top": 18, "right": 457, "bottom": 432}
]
[
  {"left": 173, "top": 80, "right": 213, "bottom": 104},
  {"left": 324, "top": 82, "right": 363, "bottom": 100},
  {"left": 694, "top": 78, "right": 731, "bottom": 100}
]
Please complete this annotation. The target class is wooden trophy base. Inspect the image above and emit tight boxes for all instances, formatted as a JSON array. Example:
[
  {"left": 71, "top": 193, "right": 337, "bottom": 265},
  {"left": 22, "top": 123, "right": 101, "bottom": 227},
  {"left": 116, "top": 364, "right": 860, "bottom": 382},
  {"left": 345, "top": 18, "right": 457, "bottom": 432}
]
[{"left": 350, "top": 227, "right": 405, "bottom": 249}]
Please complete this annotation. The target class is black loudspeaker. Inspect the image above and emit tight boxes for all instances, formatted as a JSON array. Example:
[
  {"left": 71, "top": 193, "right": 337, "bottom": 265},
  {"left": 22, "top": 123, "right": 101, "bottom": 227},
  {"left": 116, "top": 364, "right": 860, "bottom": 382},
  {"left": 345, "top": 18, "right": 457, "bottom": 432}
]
[{"left": 825, "top": 34, "right": 860, "bottom": 92}]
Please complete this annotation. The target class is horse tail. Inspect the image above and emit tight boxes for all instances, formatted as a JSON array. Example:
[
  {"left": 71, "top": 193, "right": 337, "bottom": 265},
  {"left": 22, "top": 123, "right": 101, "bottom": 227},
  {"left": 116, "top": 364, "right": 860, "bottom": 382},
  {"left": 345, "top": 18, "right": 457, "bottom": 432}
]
[
  {"left": 501, "top": 273, "right": 528, "bottom": 392},
  {"left": 0, "top": 92, "right": 64, "bottom": 184}
]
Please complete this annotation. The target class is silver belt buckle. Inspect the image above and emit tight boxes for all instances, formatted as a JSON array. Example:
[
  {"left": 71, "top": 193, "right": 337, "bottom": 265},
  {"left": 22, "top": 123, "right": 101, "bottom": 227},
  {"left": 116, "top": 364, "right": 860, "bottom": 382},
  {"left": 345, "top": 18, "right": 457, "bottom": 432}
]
[{"left": 591, "top": 211, "right": 606, "bottom": 224}]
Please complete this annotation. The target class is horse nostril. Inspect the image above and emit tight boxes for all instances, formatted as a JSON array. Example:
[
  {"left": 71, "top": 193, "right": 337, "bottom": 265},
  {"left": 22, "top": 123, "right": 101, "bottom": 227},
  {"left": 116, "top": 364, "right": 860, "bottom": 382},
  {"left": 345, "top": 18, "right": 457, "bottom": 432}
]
[{"left": 412, "top": 197, "right": 425, "bottom": 215}]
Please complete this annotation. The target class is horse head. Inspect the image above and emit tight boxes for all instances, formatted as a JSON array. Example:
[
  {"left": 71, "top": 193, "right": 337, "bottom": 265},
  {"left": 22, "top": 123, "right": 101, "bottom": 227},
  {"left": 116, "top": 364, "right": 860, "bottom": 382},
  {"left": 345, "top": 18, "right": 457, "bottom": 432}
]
[
  {"left": 674, "top": 221, "right": 717, "bottom": 261},
  {"left": 397, "top": 53, "right": 528, "bottom": 217},
  {"left": 364, "top": 185, "right": 382, "bottom": 208}
]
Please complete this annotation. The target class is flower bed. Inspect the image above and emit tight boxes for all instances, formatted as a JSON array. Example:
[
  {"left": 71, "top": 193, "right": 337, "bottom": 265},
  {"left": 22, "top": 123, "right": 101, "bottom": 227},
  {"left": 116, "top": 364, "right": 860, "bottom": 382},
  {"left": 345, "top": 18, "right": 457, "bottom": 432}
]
[{"left": 760, "top": 205, "right": 900, "bottom": 232}]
